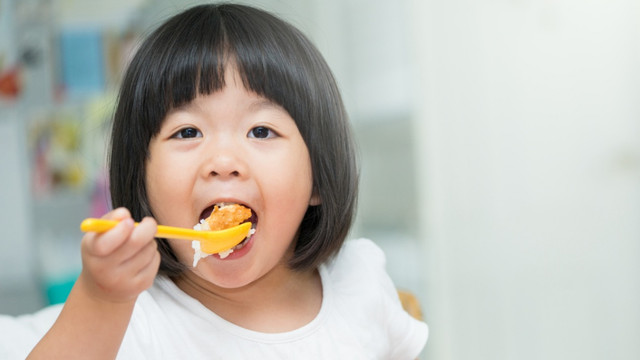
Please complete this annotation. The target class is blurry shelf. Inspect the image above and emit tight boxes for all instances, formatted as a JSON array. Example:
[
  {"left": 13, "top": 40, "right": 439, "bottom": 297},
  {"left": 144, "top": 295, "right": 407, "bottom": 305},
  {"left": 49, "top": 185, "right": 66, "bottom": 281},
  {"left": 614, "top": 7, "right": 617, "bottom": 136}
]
[{"left": 32, "top": 189, "right": 90, "bottom": 236}]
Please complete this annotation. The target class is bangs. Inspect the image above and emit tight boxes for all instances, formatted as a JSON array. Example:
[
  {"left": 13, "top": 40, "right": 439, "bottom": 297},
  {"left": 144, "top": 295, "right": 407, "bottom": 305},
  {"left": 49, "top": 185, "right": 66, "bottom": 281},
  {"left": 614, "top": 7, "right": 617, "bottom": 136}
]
[
  {"left": 129, "top": 4, "right": 316, "bottom": 138},
  {"left": 135, "top": 6, "right": 228, "bottom": 127}
]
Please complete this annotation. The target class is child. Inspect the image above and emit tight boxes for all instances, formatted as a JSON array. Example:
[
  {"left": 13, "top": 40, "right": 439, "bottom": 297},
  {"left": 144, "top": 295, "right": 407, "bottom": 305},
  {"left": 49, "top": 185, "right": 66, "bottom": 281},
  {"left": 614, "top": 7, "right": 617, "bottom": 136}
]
[{"left": 3, "top": 3, "right": 428, "bottom": 359}]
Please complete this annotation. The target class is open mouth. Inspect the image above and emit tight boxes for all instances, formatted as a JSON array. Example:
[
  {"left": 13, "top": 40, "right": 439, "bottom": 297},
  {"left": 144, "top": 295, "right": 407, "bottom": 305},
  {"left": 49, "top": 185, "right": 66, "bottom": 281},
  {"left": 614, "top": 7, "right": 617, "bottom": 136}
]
[
  {"left": 196, "top": 202, "right": 257, "bottom": 258},
  {"left": 198, "top": 202, "right": 257, "bottom": 229}
]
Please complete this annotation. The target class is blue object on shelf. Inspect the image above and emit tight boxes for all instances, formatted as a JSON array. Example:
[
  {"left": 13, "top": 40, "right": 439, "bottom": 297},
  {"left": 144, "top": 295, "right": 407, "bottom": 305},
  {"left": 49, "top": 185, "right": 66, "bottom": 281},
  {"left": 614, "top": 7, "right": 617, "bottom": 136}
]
[
  {"left": 59, "top": 29, "right": 105, "bottom": 97},
  {"left": 44, "top": 272, "right": 79, "bottom": 305}
]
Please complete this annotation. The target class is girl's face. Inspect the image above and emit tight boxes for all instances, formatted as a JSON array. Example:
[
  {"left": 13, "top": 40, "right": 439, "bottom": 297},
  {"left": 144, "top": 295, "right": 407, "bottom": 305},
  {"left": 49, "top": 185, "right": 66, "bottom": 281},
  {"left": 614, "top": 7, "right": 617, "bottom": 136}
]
[{"left": 145, "top": 69, "right": 318, "bottom": 288}]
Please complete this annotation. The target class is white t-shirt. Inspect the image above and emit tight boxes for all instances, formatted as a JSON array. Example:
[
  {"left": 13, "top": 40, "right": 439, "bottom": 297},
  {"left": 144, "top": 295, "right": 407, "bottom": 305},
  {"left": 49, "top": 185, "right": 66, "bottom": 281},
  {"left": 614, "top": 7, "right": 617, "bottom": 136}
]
[{"left": 1, "top": 238, "right": 428, "bottom": 359}]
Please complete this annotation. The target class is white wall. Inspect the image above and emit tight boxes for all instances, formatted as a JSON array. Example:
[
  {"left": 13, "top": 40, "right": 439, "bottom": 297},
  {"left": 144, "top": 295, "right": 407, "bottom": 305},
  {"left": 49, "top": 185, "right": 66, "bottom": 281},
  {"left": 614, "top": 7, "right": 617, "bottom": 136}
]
[{"left": 409, "top": 0, "right": 640, "bottom": 358}]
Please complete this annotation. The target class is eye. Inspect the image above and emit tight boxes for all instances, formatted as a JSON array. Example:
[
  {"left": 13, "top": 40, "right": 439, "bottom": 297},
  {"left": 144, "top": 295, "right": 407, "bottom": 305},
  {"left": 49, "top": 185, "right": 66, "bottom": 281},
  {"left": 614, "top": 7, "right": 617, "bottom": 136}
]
[
  {"left": 248, "top": 126, "right": 276, "bottom": 139},
  {"left": 171, "top": 127, "right": 202, "bottom": 139}
]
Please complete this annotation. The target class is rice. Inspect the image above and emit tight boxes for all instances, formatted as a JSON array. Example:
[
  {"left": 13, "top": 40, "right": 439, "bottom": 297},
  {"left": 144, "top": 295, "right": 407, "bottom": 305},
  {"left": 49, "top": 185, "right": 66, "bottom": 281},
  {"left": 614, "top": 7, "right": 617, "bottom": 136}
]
[
  {"left": 192, "top": 241, "right": 209, "bottom": 267},
  {"left": 192, "top": 220, "right": 211, "bottom": 266},
  {"left": 218, "top": 248, "right": 234, "bottom": 259}
]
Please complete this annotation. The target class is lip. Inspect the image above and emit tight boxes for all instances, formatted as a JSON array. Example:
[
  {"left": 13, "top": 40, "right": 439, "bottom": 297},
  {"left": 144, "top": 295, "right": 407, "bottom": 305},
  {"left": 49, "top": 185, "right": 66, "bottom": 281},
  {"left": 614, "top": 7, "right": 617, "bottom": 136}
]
[
  {"left": 212, "top": 231, "right": 256, "bottom": 261},
  {"left": 195, "top": 228, "right": 255, "bottom": 265}
]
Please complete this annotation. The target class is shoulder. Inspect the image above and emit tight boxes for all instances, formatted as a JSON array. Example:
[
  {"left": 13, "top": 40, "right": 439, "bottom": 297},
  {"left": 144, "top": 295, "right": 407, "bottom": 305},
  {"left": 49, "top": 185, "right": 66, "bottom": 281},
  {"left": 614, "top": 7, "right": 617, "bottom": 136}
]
[
  {"left": 323, "top": 238, "right": 395, "bottom": 297},
  {"left": 343, "top": 237, "right": 386, "bottom": 259},
  {"left": 322, "top": 237, "right": 390, "bottom": 289},
  {"left": 326, "top": 237, "right": 387, "bottom": 275},
  {"left": 322, "top": 238, "right": 428, "bottom": 359},
  {"left": 322, "top": 237, "right": 400, "bottom": 323}
]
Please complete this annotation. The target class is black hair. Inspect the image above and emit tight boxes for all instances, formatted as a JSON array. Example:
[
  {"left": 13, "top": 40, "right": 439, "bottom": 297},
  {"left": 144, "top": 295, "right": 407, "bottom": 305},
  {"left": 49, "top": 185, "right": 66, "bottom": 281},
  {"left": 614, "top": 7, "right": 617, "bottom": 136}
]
[{"left": 109, "top": 3, "right": 358, "bottom": 275}]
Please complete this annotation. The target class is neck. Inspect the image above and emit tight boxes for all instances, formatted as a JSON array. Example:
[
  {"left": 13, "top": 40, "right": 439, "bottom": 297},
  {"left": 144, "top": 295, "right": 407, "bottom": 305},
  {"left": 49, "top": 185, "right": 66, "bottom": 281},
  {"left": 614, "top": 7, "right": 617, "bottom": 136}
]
[{"left": 172, "top": 264, "right": 323, "bottom": 332}]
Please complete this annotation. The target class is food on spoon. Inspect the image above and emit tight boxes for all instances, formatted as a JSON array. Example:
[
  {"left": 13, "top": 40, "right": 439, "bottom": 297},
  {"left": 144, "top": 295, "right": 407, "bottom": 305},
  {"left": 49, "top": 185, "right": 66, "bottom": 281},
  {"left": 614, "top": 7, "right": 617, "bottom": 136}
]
[
  {"left": 192, "top": 203, "right": 254, "bottom": 266},
  {"left": 201, "top": 204, "right": 252, "bottom": 231}
]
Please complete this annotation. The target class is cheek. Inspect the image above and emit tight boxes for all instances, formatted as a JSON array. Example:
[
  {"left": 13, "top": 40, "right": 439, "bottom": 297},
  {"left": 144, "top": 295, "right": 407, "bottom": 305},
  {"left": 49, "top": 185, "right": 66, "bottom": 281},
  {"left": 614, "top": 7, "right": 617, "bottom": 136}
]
[
  {"left": 167, "top": 238, "right": 193, "bottom": 264},
  {"left": 268, "top": 151, "right": 314, "bottom": 207},
  {"left": 145, "top": 159, "right": 166, "bottom": 211},
  {"left": 291, "top": 152, "right": 314, "bottom": 196},
  {"left": 145, "top": 155, "right": 192, "bottom": 225}
]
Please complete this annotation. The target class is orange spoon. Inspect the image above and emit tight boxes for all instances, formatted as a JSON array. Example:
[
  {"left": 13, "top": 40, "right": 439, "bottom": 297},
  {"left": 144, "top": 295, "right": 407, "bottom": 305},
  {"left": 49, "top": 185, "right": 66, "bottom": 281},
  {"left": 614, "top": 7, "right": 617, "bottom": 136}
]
[{"left": 80, "top": 218, "right": 251, "bottom": 254}]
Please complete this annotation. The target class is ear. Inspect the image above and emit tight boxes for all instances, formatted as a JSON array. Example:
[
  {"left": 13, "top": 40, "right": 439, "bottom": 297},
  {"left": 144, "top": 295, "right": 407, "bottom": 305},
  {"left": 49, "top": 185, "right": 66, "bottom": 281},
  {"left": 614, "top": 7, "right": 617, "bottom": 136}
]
[{"left": 309, "top": 190, "right": 321, "bottom": 206}]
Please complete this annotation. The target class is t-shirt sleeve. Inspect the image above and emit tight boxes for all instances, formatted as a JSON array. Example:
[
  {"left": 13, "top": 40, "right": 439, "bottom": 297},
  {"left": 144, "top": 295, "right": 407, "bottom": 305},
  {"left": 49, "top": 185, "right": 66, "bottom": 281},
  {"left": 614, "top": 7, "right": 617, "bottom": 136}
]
[
  {"left": 339, "top": 238, "right": 429, "bottom": 359},
  {"left": 0, "top": 304, "right": 63, "bottom": 359},
  {"left": 385, "top": 293, "right": 429, "bottom": 359}
]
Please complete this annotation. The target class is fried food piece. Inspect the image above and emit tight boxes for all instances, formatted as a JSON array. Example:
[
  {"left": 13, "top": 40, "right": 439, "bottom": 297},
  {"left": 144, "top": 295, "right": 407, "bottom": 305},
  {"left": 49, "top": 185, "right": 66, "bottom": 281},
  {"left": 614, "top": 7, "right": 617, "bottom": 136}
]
[{"left": 204, "top": 204, "right": 252, "bottom": 231}]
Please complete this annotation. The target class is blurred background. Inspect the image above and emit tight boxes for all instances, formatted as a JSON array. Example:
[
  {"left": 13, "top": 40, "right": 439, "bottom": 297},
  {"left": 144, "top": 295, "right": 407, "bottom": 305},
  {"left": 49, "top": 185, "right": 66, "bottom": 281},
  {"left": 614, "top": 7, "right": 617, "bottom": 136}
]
[{"left": 0, "top": 0, "right": 638, "bottom": 359}]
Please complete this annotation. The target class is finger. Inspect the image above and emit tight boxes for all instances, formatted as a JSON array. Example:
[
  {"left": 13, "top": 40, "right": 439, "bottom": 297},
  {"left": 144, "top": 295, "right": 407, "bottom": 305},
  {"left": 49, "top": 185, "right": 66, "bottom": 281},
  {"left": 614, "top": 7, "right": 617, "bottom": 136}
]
[
  {"left": 111, "top": 239, "right": 160, "bottom": 291},
  {"left": 112, "top": 217, "right": 157, "bottom": 263},
  {"left": 137, "top": 216, "right": 158, "bottom": 238},
  {"left": 84, "top": 238, "right": 157, "bottom": 290},
  {"left": 104, "top": 207, "right": 132, "bottom": 221},
  {"left": 127, "top": 239, "right": 160, "bottom": 276},
  {"left": 83, "top": 207, "right": 134, "bottom": 256},
  {"left": 131, "top": 249, "right": 161, "bottom": 292},
  {"left": 85, "top": 217, "right": 135, "bottom": 256}
]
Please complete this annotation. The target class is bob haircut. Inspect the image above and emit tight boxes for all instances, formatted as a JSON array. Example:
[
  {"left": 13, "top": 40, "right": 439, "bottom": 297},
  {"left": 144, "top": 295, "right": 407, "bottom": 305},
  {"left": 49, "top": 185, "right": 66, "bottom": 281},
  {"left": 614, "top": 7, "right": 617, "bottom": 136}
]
[{"left": 109, "top": 3, "right": 358, "bottom": 275}]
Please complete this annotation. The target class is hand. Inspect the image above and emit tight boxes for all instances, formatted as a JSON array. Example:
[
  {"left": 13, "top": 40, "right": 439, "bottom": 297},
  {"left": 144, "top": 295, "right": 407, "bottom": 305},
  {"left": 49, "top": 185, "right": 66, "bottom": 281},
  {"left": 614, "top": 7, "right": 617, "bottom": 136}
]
[{"left": 78, "top": 207, "right": 161, "bottom": 304}]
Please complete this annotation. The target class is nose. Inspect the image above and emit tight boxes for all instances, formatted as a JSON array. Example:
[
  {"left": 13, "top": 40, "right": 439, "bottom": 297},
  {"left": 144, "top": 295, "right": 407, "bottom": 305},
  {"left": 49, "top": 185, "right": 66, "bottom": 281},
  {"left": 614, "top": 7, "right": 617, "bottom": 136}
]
[
  {"left": 210, "top": 161, "right": 240, "bottom": 177},
  {"left": 202, "top": 139, "right": 247, "bottom": 180}
]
